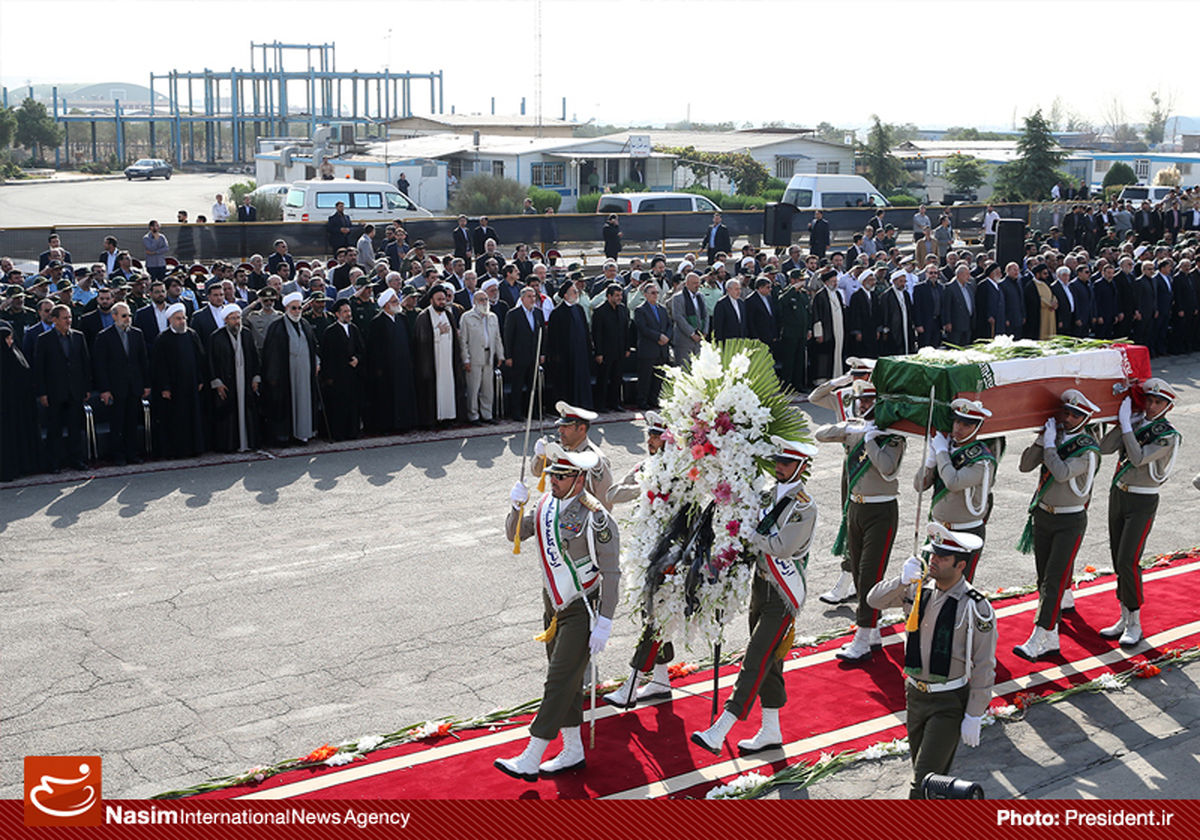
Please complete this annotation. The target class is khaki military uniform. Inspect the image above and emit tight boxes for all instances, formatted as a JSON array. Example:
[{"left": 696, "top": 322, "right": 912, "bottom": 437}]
[
  {"left": 533, "top": 438, "right": 613, "bottom": 509},
  {"left": 1019, "top": 430, "right": 1099, "bottom": 629},
  {"left": 808, "top": 377, "right": 858, "bottom": 580},
  {"left": 506, "top": 491, "right": 620, "bottom": 740},
  {"left": 914, "top": 439, "right": 996, "bottom": 581},
  {"left": 245, "top": 308, "right": 282, "bottom": 353},
  {"left": 606, "top": 461, "right": 644, "bottom": 507},
  {"left": 817, "top": 421, "right": 906, "bottom": 628},
  {"left": 1100, "top": 417, "right": 1180, "bottom": 611},
  {"left": 868, "top": 574, "right": 997, "bottom": 798},
  {"left": 725, "top": 482, "right": 818, "bottom": 719}
]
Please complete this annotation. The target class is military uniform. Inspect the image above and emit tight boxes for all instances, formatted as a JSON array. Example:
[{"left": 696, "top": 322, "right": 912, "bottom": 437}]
[
  {"left": 350, "top": 296, "right": 379, "bottom": 336},
  {"left": 817, "top": 415, "right": 905, "bottom": 659},
  {"left": 533, "top": 402, "right": 614, "bottom": 508},
  {"left": 914, "top": 435, "right": 996, "bottom": 582},
  {"left": 777, "top": 280, "right": 811, "bottom": 392},
  {"left": 867, "top": 538, "right": 996, "bottom": 799},
  {"left": 1098, "top": 382, "right": 1180, "bottom": 645}
]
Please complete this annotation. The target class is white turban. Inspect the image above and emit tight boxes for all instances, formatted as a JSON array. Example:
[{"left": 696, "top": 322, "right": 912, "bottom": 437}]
[
  {"left": 480, "top": 278, "right": 499, "bottom": 292},
  {"left": 282, "top": 291, "right": 303, "bottom": 308},
  {"left": 164, "top": 303, "right": 186, "bottom": 319},
  {"left": 219, "top": 303, "right": 242, "bottom": 323},
  {"left": 377, "top": 288, "right": 398, "bottom": 308}
]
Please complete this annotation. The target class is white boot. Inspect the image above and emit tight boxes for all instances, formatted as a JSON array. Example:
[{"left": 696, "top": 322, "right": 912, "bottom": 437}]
[
  {"left": 1060, "top": 585, "right": 1075, "bottom": 612},
  {"left": 737, "top": 706, "right": 782, "bottom": 755},
  {"left": 868, "top": 626, "right": 883, "bottom": 650},
  {"left": 691, "top": 710, "right": 737, "bottom": 755},
  {"left": 835, "top": 627, "right": 873, "bottom": 663},
  {"left": 1119, "top": 609, "right": 1143, "bottom": 647},
  {"left": 1099, "top": 604, "right": 1128, "bottom": 639},
  {"left": 1013, "top": 625, "right": 1060, "bottom": 661},
  {"left": 539, "top": 726, "right": 586, "bottom": 775},
  {"left": 602, "top": 674, "right": 642, "bottom": 708},
  {"left": 637, "top": 662, "right": 673, "bottom": 701},
  {"left": 819, "top": 571, "right": 857, "bottom": 605},
  {"left": 494, "top": 736, "right": 549, "bottom": 781}
]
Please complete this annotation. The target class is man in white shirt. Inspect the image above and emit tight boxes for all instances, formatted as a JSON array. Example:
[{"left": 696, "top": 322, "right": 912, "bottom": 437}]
[
  {"left": 982, "top": 205, "right": 1001, "bottom": 250},
  {"left": 211, "top": 194, "right": 230, "bottom": 223}
]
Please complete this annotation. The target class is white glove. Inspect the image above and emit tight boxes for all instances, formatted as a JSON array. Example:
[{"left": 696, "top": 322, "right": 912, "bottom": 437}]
[
  {"left": 861, "top": 420, "right": 880, "bottom": 442},
  {"left": 534, "top": 437, "right": 546, "bottom": 457},
  {"left": 510, "top": 480, "right": 529, "bottom": 507},
  {"left": 930, "top": 431, "right": 949, "bottom": 456},
  {"left": 1042, "top": 417, "right": 1057, "bottom": 448},
  {"left": 901, "top": 554, "right": 923, "bottom": 585},
  {"left": 589, "top": 616, "right": 612, "bottom": 655},
  {"left": 1118, "top": 396, "right": 1133, "bottom": 433},
  {"left": 924, "top": 446, "right": 938, "bottom": 470},
  {"left": 960, "top": 714, "right": 983, "bottom": 748}
]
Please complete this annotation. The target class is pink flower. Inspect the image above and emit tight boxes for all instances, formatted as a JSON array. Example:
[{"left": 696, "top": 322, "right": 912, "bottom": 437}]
[
  {"left": 691, "top": 402, "right": 705, "bottom": 419},
  {"left": 714, "top": 411, "right": 734, "bottom": 435},
  {"left": 713, "top": 481, "right": 732, "bottom": 505},
  {"left": 662, "top": 430, "right": 676, "bottom": 445},
  {"left": 687, "top": 467, "right": 700, "bottom": 481},
  {"left": 691, "top": 425, "right": 709, "bottom": 446},
  {"left": 715, "top": 545, "right": 739, "bottom": 569},
  {"left": 691, "top": 443, "right": 707, "bottom": 460},
  {"left": 726, "top": 519, "right": 741, "bottom": 537}
]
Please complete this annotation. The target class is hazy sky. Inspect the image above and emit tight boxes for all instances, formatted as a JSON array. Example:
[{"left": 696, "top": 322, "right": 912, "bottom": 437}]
[{"left": 0, "top": 0, "right": 1194, "bottom": 133}]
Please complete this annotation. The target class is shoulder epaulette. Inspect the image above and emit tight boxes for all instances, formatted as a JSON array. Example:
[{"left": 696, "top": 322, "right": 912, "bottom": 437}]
[
  {"left": 791, "top": 488, "right": 812, "bottom": 507},
  {"left": 579, "top": 492, "right": 603, "bottom": 512}
]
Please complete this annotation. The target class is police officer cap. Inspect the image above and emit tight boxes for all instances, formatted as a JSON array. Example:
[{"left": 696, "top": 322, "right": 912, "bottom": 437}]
[
  {"left": 643, "top": 411, "right": 668, "bottom": 436},
  {"left": 1141, "top": 378, "right": 1177, "bottom": 405},
  {"left": 950, "top": 397, "right": 992, "bottom": 424},
  {"left": 556, "top": 401, "right": 598, "bottom": 426},
  {"left": 926, "top": 522, "right": 984, "bottom": 556},
  {"left": 1060, "top": 388, "right": 1099, "bottom": 416},
  {"left": 770, "top": 435, "right": 818, "bottom": 462},
  {"left": 543, "top": 441, "right": 598, "bottom": 474}
]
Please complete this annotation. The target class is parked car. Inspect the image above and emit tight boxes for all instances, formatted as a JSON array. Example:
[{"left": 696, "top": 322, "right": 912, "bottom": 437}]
[
  {"left": 780, "top": 174, "right": 888, "bottom": 209},
  {"left": 248, "top": 183, "right": 291, "bottom": 201},
  {"left": 283, "top": 180, "right": 432, "bottom": 222},
  {"left": 124, "top": 158, "right": 172, "bottom": 180},
  {"left": 595, "top": 192, "right": 722, "bottom": 213}
]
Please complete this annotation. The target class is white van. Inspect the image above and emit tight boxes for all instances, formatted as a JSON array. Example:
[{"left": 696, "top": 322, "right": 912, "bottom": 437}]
[
  {"left": 595, "top": 192, "right": 722, "bottom": 214},
  {"left": 1116, "top": 185, "right": 1178, "bottom": 206},
  {"left": 283, "top": 180, "right": 432, "bottom": 222},
  {"left": 780, "top": 174, "right": 889, "bottom": 209}
]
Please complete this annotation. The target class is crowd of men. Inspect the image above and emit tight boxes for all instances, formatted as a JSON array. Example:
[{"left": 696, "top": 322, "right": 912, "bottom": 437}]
[{"left": 3, "top": 190, "right": 1199, "bottom": 481}]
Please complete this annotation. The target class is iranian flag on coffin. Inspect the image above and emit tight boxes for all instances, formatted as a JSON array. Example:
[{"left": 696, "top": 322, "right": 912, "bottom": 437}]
[{"left": 872, "top": 337, "right": 1152, "bottom": 436}]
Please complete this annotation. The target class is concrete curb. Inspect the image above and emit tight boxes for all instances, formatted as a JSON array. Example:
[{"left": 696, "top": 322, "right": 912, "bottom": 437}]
[{"left": 2, "top": 173, "right": 128, "bottom": 186}]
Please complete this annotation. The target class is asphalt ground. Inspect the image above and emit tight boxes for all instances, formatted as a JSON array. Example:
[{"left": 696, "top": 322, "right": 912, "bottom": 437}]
[{"left": 1, "top": 354, "right": 1198, "bottom": 799}]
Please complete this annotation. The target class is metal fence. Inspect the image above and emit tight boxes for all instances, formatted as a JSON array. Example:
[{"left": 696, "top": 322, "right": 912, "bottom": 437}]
[{"left": 0, "top": 203, "right": 1035, "bottom": 266}]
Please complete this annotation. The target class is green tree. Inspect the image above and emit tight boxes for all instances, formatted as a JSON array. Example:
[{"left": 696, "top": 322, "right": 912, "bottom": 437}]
[
  {"left": 654, "top": 145, "right": 770, "bottom": 195},
  {"left": 14, "top": 97, "right": 63, "bottom": 160},
  {"left": 944, "top": 153, "right": 988, "bottom": 193},
  {"left": 448, "top": 174, "right": 528, "bottom": 215},
  {"left": 996, "top": 110, "right": 1063, "bottom": 200},
  {"left": 0, "top": 107, "right": 17, "bottom": 148},
  {"left": 1145, "top": 90, "right": 1173, "bottom": 146},
  {"left": 860, "top": 115, "right": 906, "bottom": 193},
  {"left": 1101, "top": 161, "right": 1138, "bottom": 190},
  {"left": 814, "top": 121, "right": 849, "bottom": 145}
]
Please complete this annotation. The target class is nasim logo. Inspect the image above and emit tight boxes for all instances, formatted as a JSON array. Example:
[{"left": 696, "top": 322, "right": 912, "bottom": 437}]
[{"left": 24, "top": 757, "right": 102, "bottom": 826}]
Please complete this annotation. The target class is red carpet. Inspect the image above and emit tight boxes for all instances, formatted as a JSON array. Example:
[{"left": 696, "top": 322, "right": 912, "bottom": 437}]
[{"left": 190, "top": 555, "right": 1200, "bottom": 800}]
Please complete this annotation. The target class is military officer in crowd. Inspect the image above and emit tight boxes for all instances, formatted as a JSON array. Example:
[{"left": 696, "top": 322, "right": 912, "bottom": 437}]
[
  {"left": 603, "top": 411, "right": 677, "bottom": 709},
  {"left": 816, "top": 381, "right": 907, "bottom": 662},
  {"left": 692, "top": 436, "right": 819, "bottom": 756},
  {"left": 812, "top": 357, "right": 875, "bottom": 606},
  {"left": 1098, "top": 379, "right": 1181, "bottom": 647},
  {"left": 533, "top": 401, "right": 614, "bottom": 508},
  {"left": 776, "top": 269, "right": 811, "bottom": 393},
  {"left": 499, "top": 443, "right": 621, "bottom": 780},
  {"left": 867, "top": 524, "right": 997, "bottom": 799},
  {"left": 913, "top": 398, "right": 997, "bottom": 582},
  {"left": 1013, "top": 389, "right": 1101, "bottom": 661}
]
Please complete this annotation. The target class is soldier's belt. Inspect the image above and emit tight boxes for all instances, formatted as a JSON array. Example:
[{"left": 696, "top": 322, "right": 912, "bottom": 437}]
[
  {"left": 938, "top": 518, "right": 984, "bottom": 530},
  {"left": 1115, "top": 481, "right": 1159, "bottom": 496},
  {"left": 1037, "top": 502, "right": 1086, "bottom": 515},
  {"left": 850, "top": 494, "right": 896, "bottom": 504},
  {"left": 906, "top": 675, "right": 969, "bottom": 693}
]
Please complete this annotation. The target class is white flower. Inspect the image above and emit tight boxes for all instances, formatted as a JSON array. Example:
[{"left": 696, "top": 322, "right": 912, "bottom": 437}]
[
  {"left": 816, "top": 751, "right": 835, "bottom": 766},
  {"left": 861, "top": 743, "right": 888, "bottom": 761},
  {"left": 706, "top": 771, "right": 770, "bottom": 799},
  {"left": 324, "top": 752, "right": 355, "bottom": 767},
  {"left": 1093, "top": 672, "right": 1123, "bottom": 691},
  {"left": 355, "top": 735, "right": 383, "bottom": 752}
]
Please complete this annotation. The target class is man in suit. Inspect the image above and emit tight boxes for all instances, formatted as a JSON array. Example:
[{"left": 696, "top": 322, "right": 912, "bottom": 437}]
[
  {"left": 1130, "top": 260, "right": 1157, "bottom": 350},
  {"left": 847, "top": 269, "right": 881, "bottom": 358},
  {"left": 77, "top": 287, "right": 118, "bottom": 348},
  {"left": 1133, "top": 202, "right": 1161, "bottom": 244},
  {"left": 591, "top": 283, "right": 629, "bottom": 412},
  {"left": 472, "top": 216, "right": 499, "bottom": 254},
  {"left": 633, "top": 282, "right": 672, "bottom": 409},
  {"left": 1062, "top": 206, "right": 1091, "bottom": 250},
  {"left": 745, "top": 276, "right": 779, "bottom": 355},
  {"left": 808, "top": 209, "right": 830, "bottom": 258},
  {"left": 670, "top": 271, "right": 709, "bottom": 367},
  {"left": 320, "top": 299, "right": 365, "bottom": 440},
  {"left": 879, "top": 271, "right": 915, "bottom": 356},
  {"left": 1152, "top": 258, "right": 1176, "bottom": 356},
  {"left": 134, "top": 280, "right": 171, "bottom": 348},
  {"left": 1000, "top": 261, "right": 1026, "bottom": 338},
  {"left": 236, "top": 196, "right": 257, "bottom": 222},
  {"left": 452, "top": 215, "right": 473, "bottom": 263},
  {"left": 973, "top": 264, "right": 1007, "bottom": 341},
  {"left": 190, "top": 280, "right": 227, "bottom": 344},
  {"left": 22, "top": 297, "right": 57, "bottom": 365},
  {"left": 459, "top": 289, "right": 505, "bottom": 423},
  {"left": 907, "top": 260, "right": 941, "bottom": 348},
  {"left": 99, "top": 235, "right": 121, "bottom": 275},
  {"left": 326, "top": 201, "right": 353, "bottom": 252},
  {"left": 711, "top": 277, "right": 747, "bottom": 342},
  {"left": 943, "top": 264, "right": 975, "bottom": 346},
  {"left": 34, "top": 304, "right": 91, "bottom": 471},
  {"left": 502, "top": 285, "right": 546, "bottom": 421},
  {"left": 703, "top": 213, "right": 732, "bottom": 267},
  {"left": 92, "top": 302, "right": 150, "bottom": 465},
  {"left": 1068, "top": 264, "right": 1094, "bottom": 338}
]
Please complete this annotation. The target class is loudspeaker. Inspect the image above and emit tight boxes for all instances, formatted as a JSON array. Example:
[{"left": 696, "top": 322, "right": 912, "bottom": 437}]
[
  {"left": 994, "top": 218, "right": 1025, "bottom": 268},
  {"left": 763, "top": 202, "right": 795, "bottom": 247}
]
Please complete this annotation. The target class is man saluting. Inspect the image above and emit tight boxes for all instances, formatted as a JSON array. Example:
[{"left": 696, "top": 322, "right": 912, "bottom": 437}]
[{"left": 498, "top": 443, "right": 621, "bottom": 781}]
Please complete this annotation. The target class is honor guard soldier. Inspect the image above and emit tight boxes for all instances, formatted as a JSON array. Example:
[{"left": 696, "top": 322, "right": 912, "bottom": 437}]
[
  {"left": 534, "top": 401, "right": 614, "bottom": 508},
  {"left": 499, "top": 443, "right": 621, "bottom": 780},
  {"left": 1098, "top": 379, "right": 1181, "bottom": 646},
  {"left": 867, "top": 524, "right": 996, "bottom": 799},
  {"left": 914, "top": 398, "right": 996, "bottom": 582},
  {"left": 603, "top": 411, "right": 677, "bottom": 708},
  {"left": 692, "top": 437, "right": 819, "bottom": 756},
  {"left": 812, "top": 357, "right": 876, "bottom": 605},
  {"left": 816, "top": 381, "right": 906, "bottom": 662},
  {"left": 1013, "top": 389, "right": 1101, "bottom": 661}
]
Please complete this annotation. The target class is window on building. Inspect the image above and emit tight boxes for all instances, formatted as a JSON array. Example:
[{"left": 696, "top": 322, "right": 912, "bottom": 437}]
[
  {"left": 1180, "top": 163, "right": 1193, "bottom": 176},
  {"left": 492, "top": 161, "right": 505, "bottom": 178},
  {"left": 274, "top": 163, "right": 286, "bottom": 182},
  {"left": 776, "top": 158, "right": 796, "bottom": 179},
  {"left": 1093, "top": 160, "right": 1110, "bottom": 173},
  {"left": 930, "top": 160, "right": 943, "bottom": 176},
  {"left": 353, "top": 168, "right": 367, "bottom": 181},
  {"left": 605, "top": 159, "right": 621, "bottom": 184},
  {"left": 1135, "top": 159, "right": 1150, "bottom": 179},
  {"left": 815, "top": 161, "right": 840, "bottom": 175},
  {"left": 531, "top": 162, "right": 565, "bottom": 187}
]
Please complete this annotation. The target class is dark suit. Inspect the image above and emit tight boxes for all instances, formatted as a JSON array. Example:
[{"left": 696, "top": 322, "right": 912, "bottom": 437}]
[
  {"left": 190, "top": 306, "right": 222, "bottom": 344},
  {"left": 452, "top": 226, "right": 473, "bottom": 260},
  {"left": 472, "top": 226, "right": 499, "bottom": 254},
  {"left": 847, "top": 285, "right": 880, "bottom": 357},
  {"left": 1152, "top": 273, "right": 1174, "bottom": 355},
  {"left": 1133, "top": 209, "right": 1161, "bottom": 244},
  {"left": 1000, "top": 276, "right": 1026, "bottom": 337},
  {"left": 34, "top": 328, "right": 91, "bottom": 470},
  {"left": 910, "top": 280, "right": 940, "bottom": 347},
  {"left": 1068, "top": 279, "right": 1093, "bottom": 337},
  {"left": 704, "top": 223, "right": 732, "bottom": 265},
  {"left": 501, "top": 305, "right": 544, "bottom": 421},
  {"left": 22, "top": 321, "right": 53, "bottom": 363},
  {"left": 1048, "top": 280, "right": 1073, "bottom": 337},
  {"left": 745, "top": 292, "right": 779, "bottom": 352},
  {"left": 1092, "top": 278, "right": 1118, "bottom": 339},
  {"left": 77, "top": 309, "right": 116, "bottom": 349},
  {"left": 1131, "top": 275, "right": 1156, "bottom": 349},
  {"left": 633, "top": 299, "right": 671, "bottom": 408},
  {"left": 711, "top": 295, "right": 747, "bottom": 342},
  {"left": 807, "top": 217, "right": 831, "bottom": 257},
  {"left": 93, "top": 324, "right": 149, "bottom": 462},
  {"left": 320, "top": 321, "right": 365, "bottom": 441},
  {"left": 942, "top": 280, "right": 975, "bottom": 346},
  {"left": 326, "top": 211, "right": 353, "bottom": 251},
  {"left": 237, "top": 204, "right": 257, "bottom": 222},
  {"left": 879, "top": 286, "right": 915, "bottom": 355},
  {"left": 973, "top": 280, "right": 1006, "bottom": 341},
  {"left": 134, "top": 303, "right": 167, "bottom": 347},
  {"left": 592, "top": 301, "right": 629, "bottom": 410}
]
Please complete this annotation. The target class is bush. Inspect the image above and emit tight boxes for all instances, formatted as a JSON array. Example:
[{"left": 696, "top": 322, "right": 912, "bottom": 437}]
[
  {"left": 0, "top": 154, "right": 25, "bottom": 180},
  {"left": 228, "top": 179, "right": 257, "bottom": 204},
  {"left": 762, "top": 188, "right": 784, "bottom": 202},
  {"left": 765, "top": 177, "right": 788, "bottom": 192},
  {"left": 449, "top": 174, "right": 528, "bottom": 215},
  {"left": 78, "top": 156, "right": 119, "bottom": 175},
  {"left": 575, "top": 192, "right": 601, "bottom": 213},
  {"left": 526, "top": 186, "right": 562, "bottom": 213},
  {"left": 1101, "top": 161, "right": 1137, "bottom": 191},
  {"left": 254, "top": 194, "right": 284, "bottom": 222},
  {"left": 887, "top": 192, "right": 921, "bottom": 206}
]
